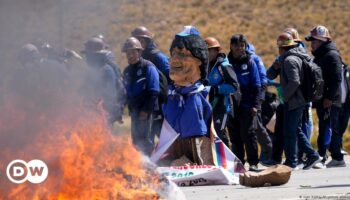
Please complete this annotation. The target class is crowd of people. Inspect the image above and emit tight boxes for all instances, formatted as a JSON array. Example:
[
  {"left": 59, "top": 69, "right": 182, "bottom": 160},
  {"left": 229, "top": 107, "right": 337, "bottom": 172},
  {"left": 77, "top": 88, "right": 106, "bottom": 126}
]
[{"left": 17, "top": 24, "right": 350, "bottom": 172}]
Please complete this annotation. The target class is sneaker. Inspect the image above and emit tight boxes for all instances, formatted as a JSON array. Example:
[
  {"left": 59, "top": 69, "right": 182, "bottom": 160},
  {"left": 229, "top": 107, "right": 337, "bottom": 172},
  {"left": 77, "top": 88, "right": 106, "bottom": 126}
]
[
  {"left": 292, "top": 166, "right": 300, "bottom": 171},
  {"left": 341, "top": 149, "right": 348, "bottom": 155},
  {"left": 303, "top": 156, "right": 322, "bottom": 170},
  {"left": 326, "top": 159, "right": 346, "bottom": 168},
  {"left": 249, "top": 165, "right": 260, "bottom": 172},
  {"left": 297, "top": 159, "right": 305, "bottom": 165},
  {"left": 283, "top": 163, "right": 299, "bottom": 171},
  {"left": 260, "top": 160, "right": 280, "bottom": 167},
  {"left": 312, "top": 162, "right": 326, "bottom": 169},
  {"left": 321, "top": 155, "right": 328, "bottom": 163}
]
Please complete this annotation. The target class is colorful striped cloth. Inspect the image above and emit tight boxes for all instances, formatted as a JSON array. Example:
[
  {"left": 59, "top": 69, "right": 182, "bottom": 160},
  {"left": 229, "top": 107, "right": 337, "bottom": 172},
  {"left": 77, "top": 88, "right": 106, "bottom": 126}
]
[
  {"left": 210, "top": 122, "right": 246, "bottom": 173},
  {"left": 151, "top": 119, "right": 246, "bottom": 174}
]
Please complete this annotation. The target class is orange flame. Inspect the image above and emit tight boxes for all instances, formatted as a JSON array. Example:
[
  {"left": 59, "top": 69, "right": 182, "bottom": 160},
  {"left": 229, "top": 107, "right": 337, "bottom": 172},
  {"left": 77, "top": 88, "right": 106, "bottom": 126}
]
[{"left": 0, "top": 77, "right": 168, "bottom": 200}]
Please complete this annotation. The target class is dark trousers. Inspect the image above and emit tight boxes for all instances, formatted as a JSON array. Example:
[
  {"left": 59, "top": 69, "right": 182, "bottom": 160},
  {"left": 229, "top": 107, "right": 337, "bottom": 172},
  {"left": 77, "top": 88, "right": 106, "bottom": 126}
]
[
  {"left": 316, "top": 105, "right": 343, "bottom": 161},
  {"left": 284, "top": 105, "right": 318, "bottom": 168},
  {"left": 339, "top": 104, "right": 350, "bottom": 147},
  {"left": 231, "top": 107, "right": 259, "bottom": 166},
  {"left": 213, "top": 111, "right": 231, "bottom": 147},
  {"left": 271, "top": 104, "right": 284, "bottom": 163},
  {"left": 256, "top": 112, "right": 273, "bottom": 161},
  {"left": 130, "top": 111, "right": 154, "bottom": 156},
  {"left": 150, "top": 112, "right": 163, "bottom": 139}
]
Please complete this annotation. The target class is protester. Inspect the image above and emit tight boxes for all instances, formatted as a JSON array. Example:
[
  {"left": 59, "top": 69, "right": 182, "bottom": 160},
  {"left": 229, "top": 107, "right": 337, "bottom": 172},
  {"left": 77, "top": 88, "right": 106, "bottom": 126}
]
[
  {"left": 283, "top": 28, "right": 314, "bottom": 165},
  {"left": 205, "top": 36, "right": 239, "bottom": 147},
  {"left": 14, "top": 43, "right": 70, "bottom": 116},
  {"left": 263, "top": 28, "right": 314, "bottom": 167},
  {"left": 131, "top": 26, "right": 170, "bottom": 140},
  {"left": 32, "top": 38, "right": 82, "bottom": 68},
  {"left": 305, "top": 25, "right": 345, "bottom": 168},
  {"left": 81, "top": 37, "right": 123, "bottom": 126},
  {"left": 267, "top": 32, "right": 321, "bottom": 170},
  {"left": 246, "top": 43, "right": 273, "bottom": 163},
  {"left": 122, "top": 37, "right": 160, "bottom": 156},
  {"left": 339, "top": 63, "right": 350, "bottom": 154},
  {"left": 228, "top": 34, "right": 261, "bottom": 171}
]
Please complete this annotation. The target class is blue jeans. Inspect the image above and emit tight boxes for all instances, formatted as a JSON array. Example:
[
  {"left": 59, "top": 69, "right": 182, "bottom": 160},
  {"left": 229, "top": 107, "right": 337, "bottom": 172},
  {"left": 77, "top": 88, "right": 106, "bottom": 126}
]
[
  {"left": 130, "top": 111, "right": 154, "bottom": 156},
  {"left": 298, "top": 103, "right": 313, "bottom": 161},
  {"left": 316, "top": 105, "right": 343, "bottom": 161},
  {"left": 284, "top": 105, "right": 318, "bottom": 168}
]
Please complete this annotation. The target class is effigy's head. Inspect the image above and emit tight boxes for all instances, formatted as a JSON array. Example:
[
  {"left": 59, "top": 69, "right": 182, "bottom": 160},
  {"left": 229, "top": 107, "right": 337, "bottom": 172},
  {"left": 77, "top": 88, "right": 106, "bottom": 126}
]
[{"left": 169, "top": 26, "right": 208, "bottom": 86}]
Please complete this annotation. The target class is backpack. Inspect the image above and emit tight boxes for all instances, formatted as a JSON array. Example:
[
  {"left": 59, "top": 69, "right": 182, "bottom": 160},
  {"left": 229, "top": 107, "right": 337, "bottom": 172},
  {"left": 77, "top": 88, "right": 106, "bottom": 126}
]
[
  {"left": 141, "top": 59, "right": 168, "bottom": 104},
  {"left": 342, "top": 62, "right": 350, "bottom": 103},
  {"left": 103, "top": 52, "right": 126, "bottom": 104},
  {"left": 287, "top": 54, "right": 324, "bottom": 102}
]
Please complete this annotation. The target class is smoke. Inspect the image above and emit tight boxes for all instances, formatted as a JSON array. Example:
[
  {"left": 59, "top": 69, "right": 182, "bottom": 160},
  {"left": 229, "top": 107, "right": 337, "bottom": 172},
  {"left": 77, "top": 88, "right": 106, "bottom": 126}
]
[
  {"left": 0, "top": 0, "right": 121, "bottom": 167},
  {"left": 0, "top": 0, "right": 122, "bottom": 152}
]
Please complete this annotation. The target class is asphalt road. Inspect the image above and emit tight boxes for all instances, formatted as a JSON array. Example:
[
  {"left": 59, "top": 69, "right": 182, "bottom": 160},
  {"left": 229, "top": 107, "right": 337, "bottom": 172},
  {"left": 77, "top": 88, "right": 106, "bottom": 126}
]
[{"left": 181, "top": 156, "right": 350, "bottom": 200}]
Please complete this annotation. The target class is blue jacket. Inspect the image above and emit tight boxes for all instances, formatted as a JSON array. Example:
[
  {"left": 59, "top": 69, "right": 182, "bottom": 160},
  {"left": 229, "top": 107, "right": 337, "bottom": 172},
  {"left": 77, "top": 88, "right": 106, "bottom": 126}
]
[
  {"left": 142, "top": 42, "right": 170, "bottom": 82},
  {"left": 228, "top": 52, "right": 261, "bottom": 109},
  {"left": 246, "top": 44, "right": 267, "bottom": 101},
  {"left": 123, "top": 58, "right": 160, "bottom": 113},
  {"left": 246, "top": 44, "right": 267, "bottom": 86},
  {"left": 163, "top": 81, "right": 212, "bottom": 138},
  {"left": 207, "top": 53, "right": 239, "bottom": 114}
]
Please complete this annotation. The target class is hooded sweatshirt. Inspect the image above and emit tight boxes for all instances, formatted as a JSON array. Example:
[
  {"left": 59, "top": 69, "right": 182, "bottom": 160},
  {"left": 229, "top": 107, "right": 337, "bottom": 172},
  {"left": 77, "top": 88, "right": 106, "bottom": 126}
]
[
  {"left": 312, "top": 41, "right": 342, "bottom": 107},
  {"left": 280, "top": 46, "right": 309, "bottom": 110}
]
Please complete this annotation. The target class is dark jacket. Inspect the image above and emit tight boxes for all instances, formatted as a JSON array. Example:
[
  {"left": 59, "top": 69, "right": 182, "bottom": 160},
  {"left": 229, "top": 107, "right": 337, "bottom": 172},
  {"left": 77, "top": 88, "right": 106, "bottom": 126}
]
[
  {"left": 312, "top": 41, "right": 343, "bottom": 107},
  {"left": 342, "top": 64, "right": 350, "bottom": 109},
  {"left": 228, "top": 52, "right": 261, "bottom": 110},
  {"left": 207, "top": 53, "right": 239, "bottom": 114}
]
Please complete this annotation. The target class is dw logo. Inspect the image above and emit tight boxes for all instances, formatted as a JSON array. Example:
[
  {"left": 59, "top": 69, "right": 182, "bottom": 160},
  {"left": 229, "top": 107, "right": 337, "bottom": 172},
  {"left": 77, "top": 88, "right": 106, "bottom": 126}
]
[{"left": 6, "top": 159, "right": 48, "bottom": 184}]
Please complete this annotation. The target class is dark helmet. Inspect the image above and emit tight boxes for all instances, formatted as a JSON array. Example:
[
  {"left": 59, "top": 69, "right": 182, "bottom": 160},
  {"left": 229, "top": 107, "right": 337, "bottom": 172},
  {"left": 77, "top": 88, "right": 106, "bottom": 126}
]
[
  {"left": 92, "top": 34, "right": 109, "bottom": 49},
  {"left": 18, "top": 44, "right": 41, "bottom": 65},
  {"left": 82, "top": 37, "right": 105, "bottom": 53},
  {"left": 122, "top": 37, "right": 143, "bottom": 52},
  {"left": 131, "top": 26, "right": 153, "bottom": 39}
]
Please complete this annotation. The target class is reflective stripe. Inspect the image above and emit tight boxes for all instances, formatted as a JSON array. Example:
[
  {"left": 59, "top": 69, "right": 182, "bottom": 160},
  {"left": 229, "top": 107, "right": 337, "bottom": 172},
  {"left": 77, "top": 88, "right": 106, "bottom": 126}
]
[{"left": 136, "top": 77, "right": 146, "bottom": 83}]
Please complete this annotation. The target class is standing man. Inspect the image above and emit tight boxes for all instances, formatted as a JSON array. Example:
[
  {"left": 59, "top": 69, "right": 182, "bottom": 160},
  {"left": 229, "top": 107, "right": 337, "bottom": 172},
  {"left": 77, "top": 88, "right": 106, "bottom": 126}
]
[
  {"left": 284, "top": 28, "right": 314, "bottom": 165},
  {"left": 268, "top": 33, "right": 321, "bottom": 170},
  {"left": 205, "top": 37, "right": 239, "bottom": 147},
  {"left": 122, "top": 37, "right": 160, "bottom": 156},
  {"left": 246, "top": 43, "right": 273, "bottom": 163},
  {"left": 228, "top": 34, "right": 261, "bottom": 171},
  {"left": 131, "top": 26, "right": 170, "bottom": 140},
  {"left": 82, "top": 37, "right": 122, "bottom": 126},
  {"left": 305, "top": 25, "right": 345, "bottom": 167},
  {"left": 339, "top": 63, "right": 350, "bottom": 154}
]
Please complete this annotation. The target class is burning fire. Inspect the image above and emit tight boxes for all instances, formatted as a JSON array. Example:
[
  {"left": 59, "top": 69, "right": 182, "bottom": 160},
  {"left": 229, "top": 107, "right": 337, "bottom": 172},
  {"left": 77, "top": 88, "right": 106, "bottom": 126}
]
[
  {"left": 0, "top": 102, "right": 169, "bottom": 199},
  {"left": 0, "top": 65, "right": 182, "bottom": 200}
]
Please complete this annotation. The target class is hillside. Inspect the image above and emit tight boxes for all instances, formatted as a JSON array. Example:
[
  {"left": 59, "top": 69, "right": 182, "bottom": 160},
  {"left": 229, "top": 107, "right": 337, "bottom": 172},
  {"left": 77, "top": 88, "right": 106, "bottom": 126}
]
[{"left": 1, "top": 0, "right": 350, "bottom": 150}]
